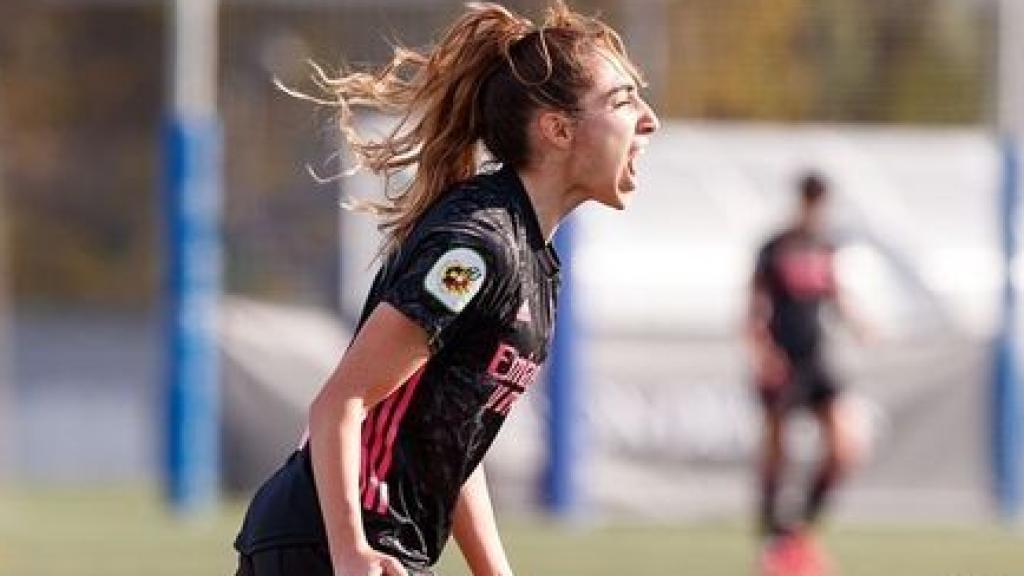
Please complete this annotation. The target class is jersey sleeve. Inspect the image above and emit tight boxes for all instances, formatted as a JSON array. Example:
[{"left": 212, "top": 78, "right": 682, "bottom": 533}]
[{"left": 380, "top": 217, "right": 516, "bottom": 353}]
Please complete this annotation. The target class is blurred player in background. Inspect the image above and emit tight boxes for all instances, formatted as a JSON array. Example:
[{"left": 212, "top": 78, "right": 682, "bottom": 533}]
[
  {"left": 747, "top": 173, "right": 869, "bottom": 576},
  {"left": 232, "top": 2, "right": 659, "bottom": 576}
]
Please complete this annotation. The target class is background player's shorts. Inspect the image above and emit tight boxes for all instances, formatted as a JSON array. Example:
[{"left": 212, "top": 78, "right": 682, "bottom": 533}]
[{"left": 758, "top": 356, "right": 840, "bottom": 412}]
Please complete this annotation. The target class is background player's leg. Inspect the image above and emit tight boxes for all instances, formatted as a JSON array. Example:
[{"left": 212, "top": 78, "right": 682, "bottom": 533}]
[
  {"left": 804, "top": 397, "right": 854, "bottom": 526},
  {"left": 760, "top": 404, "right": 788, "bottom": 537}
]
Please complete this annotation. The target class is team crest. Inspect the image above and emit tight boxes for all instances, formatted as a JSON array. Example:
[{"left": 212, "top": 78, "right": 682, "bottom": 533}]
[{"left": 425, "top": 247, "right": 487, "bottom": 313}]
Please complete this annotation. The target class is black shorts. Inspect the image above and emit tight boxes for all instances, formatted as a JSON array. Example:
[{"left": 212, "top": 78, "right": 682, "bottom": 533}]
[
  {"left": 758, "top": 356, "right": 840, "bottom": 412},
  {"left": 235, "top": 545, "right": 332, "bottom": 576},
  {"left": 234, "top": 546, "right": 435, "bottom": 576}
]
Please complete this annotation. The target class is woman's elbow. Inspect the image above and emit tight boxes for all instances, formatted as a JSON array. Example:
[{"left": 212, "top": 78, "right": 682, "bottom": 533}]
[{"left": 309, "top": 385, "right": 363, "bottom": 429}]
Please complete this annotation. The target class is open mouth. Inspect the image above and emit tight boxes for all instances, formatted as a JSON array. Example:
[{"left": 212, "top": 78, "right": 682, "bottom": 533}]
[{"left": 627, "top": 146, "right": 644, "bottom": 178}]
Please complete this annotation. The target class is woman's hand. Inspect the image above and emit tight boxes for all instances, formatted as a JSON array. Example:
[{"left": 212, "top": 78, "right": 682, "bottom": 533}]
[
  {"left": 755, "top": 345, "right": 791, "bottom": 390},
  {"left": 334, "top": 545, "right": 409, "bottom": 576}
]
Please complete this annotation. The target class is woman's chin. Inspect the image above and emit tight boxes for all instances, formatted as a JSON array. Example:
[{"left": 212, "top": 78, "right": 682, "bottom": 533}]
[
  {"left": 607, "top": 189, "right": 633, "bottom": 210},
  {"left": 586, "top": 179, "right": 635, "bottom": 210}
]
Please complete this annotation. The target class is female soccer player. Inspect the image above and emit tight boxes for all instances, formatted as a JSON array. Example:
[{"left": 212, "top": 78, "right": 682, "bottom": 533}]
[
  {"left": 747, "top": 173, "right": 868, "bottom": 576},
  {"left": 233, "top": 3, "right": 659, "bottom": 575}
]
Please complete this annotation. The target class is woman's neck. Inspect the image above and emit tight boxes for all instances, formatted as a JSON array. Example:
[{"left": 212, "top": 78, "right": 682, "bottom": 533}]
[{"left": 516, "top": 167, "right": 585, "bottom": 242}]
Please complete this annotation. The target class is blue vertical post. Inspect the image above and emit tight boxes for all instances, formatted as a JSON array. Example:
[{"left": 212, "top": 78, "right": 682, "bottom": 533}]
[
  {"left": 164, "top": 0, "right": 222, "bottom": 513},
  {"left": 545, "top": 218, "right": 581, "bottom": 517},
  {"left": 994, "top": 136, "right": 1022, "bottom": 519}
]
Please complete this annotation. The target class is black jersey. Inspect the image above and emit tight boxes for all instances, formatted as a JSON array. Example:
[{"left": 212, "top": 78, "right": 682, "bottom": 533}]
[
  {"left": 234, "top": 166, "right": 560, "bottom": 573},
  {"left": 754, "top": 228, "right": 836, "bottom": 360}
]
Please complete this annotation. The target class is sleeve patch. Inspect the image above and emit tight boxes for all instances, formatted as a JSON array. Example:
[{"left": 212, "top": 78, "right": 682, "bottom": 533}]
[{"left": 423, "top": 247, "right": 488, "bottom": 313}]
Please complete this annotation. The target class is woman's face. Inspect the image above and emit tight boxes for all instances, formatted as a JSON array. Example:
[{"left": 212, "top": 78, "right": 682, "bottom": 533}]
[{"left": 568, "top": 51, "right": 660, "bottom": 210}]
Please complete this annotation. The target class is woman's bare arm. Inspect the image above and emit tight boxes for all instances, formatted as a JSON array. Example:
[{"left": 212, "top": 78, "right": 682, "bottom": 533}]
[{"left": 308, "top": 302, "right": 430, "bottom": 576}]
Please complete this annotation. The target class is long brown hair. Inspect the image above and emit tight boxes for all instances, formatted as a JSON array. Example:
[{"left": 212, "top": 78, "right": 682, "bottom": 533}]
[{"left": 292, "top": 2, "right": 642, "bottom": 256}]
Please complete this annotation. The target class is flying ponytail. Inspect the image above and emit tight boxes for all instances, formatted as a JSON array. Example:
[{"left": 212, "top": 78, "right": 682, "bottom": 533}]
[{"left": 289, "top": 1, "right": 643, "bottom": 257}]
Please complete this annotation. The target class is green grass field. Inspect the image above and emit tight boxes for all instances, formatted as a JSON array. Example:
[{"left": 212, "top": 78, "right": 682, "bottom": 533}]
[{"left": 2, "top": 487, "right": 1022, "bottom": 576}]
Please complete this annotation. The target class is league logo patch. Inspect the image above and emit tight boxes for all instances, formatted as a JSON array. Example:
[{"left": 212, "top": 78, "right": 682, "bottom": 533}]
[
  {"left": 442, "top": 264, "right": 481, "bottom": 295},
  {"left": 424, "top": 247, "right": 487, "bottom": 313}
]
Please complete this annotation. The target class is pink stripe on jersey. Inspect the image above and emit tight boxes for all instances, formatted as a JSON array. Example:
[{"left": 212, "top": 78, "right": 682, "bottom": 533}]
[
  {"left": 362, "top": 393, "right": 398, "bottom": 510},
  {"left": 359, "top": 367, "right": 426, "bottom": 511},
  {"left": 374, "top": 367, "right": 426, "bottom": 484}
]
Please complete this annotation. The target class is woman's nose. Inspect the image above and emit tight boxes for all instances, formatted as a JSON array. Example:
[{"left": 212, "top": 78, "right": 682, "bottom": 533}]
[{"left": 638, "top": 98, "right": 660, "bottom": 135}]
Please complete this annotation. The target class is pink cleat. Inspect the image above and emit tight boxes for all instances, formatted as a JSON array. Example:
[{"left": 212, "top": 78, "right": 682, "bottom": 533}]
[{"left": 758, "top": 531, "right": 836, "bottom": 576}]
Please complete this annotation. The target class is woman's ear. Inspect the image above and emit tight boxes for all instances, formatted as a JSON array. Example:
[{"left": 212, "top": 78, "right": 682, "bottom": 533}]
[{"left": 536, "top": 110, "right": 574, "bottom": 151}]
